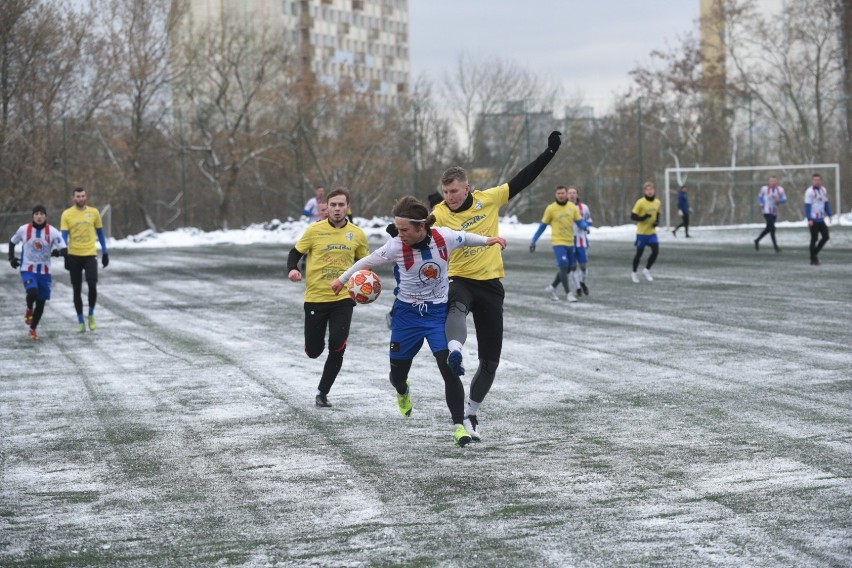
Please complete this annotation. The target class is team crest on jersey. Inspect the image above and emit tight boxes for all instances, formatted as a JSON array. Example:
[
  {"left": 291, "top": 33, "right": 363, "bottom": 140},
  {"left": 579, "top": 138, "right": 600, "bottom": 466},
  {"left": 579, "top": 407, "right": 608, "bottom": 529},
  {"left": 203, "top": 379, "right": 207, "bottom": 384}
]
[
  {"left": 33, "top": 239, "right": 45, "bottom": 251},
  {"left": 346, "top": 232, "right": 354, "bottom": 241},
  {"left": 460, "top": 215, "right": 486, "bottom": 231},
  {"left": 418, "top": 261, "right": 442, "bottom": 283},
  {"left": 474, "top": 200, "right": 483, "bottom": 210}
]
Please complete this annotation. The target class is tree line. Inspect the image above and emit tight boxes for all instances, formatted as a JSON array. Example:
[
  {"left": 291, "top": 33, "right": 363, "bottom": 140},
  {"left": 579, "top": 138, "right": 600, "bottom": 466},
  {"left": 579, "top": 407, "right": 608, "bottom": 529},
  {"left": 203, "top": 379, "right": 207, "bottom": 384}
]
[{"left": 1, "top": 0, "right": 848, "bottom": 238}]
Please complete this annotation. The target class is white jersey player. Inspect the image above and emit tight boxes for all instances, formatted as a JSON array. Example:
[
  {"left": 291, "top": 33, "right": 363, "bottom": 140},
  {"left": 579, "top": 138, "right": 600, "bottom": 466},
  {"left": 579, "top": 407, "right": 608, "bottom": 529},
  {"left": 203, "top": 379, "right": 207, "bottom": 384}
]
[{"left": 569, "top": 187, "right": 592, "bottom": 296}]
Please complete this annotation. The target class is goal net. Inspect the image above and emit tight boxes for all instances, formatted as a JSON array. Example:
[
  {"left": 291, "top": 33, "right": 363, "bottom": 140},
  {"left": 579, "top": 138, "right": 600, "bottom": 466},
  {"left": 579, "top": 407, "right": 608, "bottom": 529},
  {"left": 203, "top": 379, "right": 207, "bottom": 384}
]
[{"left": 663, "top": 164, "right": 840, "bottom": 228}]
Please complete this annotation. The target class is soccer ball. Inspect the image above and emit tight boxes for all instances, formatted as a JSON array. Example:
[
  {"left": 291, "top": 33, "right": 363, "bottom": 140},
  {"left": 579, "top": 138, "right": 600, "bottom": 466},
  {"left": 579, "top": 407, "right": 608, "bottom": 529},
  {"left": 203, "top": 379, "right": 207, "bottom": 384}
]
[{"left": 347, "top": 269, "right": 382, "bottom": 304}]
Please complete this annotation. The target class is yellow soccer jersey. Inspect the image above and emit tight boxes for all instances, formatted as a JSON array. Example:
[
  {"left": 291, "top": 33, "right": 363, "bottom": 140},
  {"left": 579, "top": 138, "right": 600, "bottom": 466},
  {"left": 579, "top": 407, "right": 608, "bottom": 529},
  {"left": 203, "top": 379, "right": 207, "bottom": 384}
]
[
  {"left": 632, "top": 197, "right": 662, "bottom": 236},
  {"left": 60, "top": 206, "right": 104, "bottom": 256},
  {"left": 295, "top": 220, "right": 369, "bottom": 303},
  {"left": 541, "top": 201, "right": 582, "bottom": 246},
  {"left": 431, "top": 184, "right": 509, "bottom": 280}
]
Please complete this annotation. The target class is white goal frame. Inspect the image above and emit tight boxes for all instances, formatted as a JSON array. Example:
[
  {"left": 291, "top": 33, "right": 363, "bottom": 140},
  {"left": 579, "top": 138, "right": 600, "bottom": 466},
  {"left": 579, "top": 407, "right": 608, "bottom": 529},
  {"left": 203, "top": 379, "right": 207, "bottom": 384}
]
[{"left": 663, "top": 164, "right": 841, "bottom": 228}]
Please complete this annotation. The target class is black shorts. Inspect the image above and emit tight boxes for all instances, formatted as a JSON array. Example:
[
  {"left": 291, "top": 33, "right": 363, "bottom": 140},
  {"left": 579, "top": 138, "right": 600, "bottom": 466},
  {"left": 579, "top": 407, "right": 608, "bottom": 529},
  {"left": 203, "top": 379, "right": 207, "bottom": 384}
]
[
  {"left": 448, "top": 277, "right": 505, "bottom": 361},
  {"left": 303, "top": 299, "right": 355, "bottom": 358},
  {"left": 66, "top": 255, "right": 98, "bottom": 283}
]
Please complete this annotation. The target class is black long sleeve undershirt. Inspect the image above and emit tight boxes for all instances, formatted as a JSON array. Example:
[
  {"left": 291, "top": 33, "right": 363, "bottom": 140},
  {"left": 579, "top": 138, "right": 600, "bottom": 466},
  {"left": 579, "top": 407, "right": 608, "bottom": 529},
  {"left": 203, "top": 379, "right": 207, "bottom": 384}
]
[
  {"left": 507, "top": 146, "right": 558, "bottom": 200},
  {"left": 287, "top": 247, "right": 304, "bottom": 272}
]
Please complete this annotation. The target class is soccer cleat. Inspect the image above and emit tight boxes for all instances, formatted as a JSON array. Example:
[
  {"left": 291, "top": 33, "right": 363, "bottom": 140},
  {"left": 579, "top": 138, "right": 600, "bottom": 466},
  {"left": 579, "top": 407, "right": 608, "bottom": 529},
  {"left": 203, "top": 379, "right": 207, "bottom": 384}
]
[
  {"left": 567, "top": 293, "right": 578, "bottom": 303},
  {"left": 77, "top": 322, "right": 86, "bottom": 333},
  {"left": 87, "top": 315, "right": 96, "bottom": 331},
  {"left": 397, "top": 389, "right": 412, "bottom": 417},
  {"left": 448, "top": 350, "right": 465, "bottom": 376},
  {"left": 453, "top": 424, "right": 472, "bottom": 447},
  {"left": 643, "top": 268, "right": 654, "bottom": 282},
  {"left": 775, "top": 247, "right": 782, "bottom": 253},
  {"left": 545, "top": 284, "right": 559, "bottom": 302},
  {"left": 25, "top": 309, "right": 33, "bottom": 325},
  {"left": 315, "top": 393, "right": 332, "bottom": 407},
  {"left": 575, "top": 287, "right": 583, "bottom": 297},
  {"left": 580, "top": 282, "right": 589, "bottom": 295},
  {"left": 631, "top": 272, "right": 640, "bottom": 283},
  {"left": 672, "top": 230, "right": 677, "bottom": 238},
  {"left": 29, "top": 328, "right": 38, "bottom": 341},
  {"left": 810, "top": 257, "right": 820, "bottom": 266},
  {"left": 754, "top": 239, "right": 759, "bottom": 251},
  {"left": 463, "top": 416, "right": 481, "bottom": 442}
]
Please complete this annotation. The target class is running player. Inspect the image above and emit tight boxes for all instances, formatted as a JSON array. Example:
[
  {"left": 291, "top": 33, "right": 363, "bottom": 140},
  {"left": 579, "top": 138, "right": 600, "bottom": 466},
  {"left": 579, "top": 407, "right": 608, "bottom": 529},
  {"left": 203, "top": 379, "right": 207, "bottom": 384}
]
[
  {"left": 804, "top": 173, "right": 832, "bottom": 265},
  {"left": 672, "top": 185, "right": 691, "bottom": 238},
  {"left": 431, "top": 130, "right": 562, "bottom": 440},
  {"left": 332, "top": 196, "right": 506, "bottom": 447},
  {"left": 287, "top": 187, "right": 369, "bottom": 407},
  {"left": 8, "top": 205, "right": 67, "bottom": 340},
  {"left": 530, "top": 185, "right": 587, "bottom": 303},
  {"left": 568, "top": 186, "right": 593, "bottom": 296},
  {"left": 60, "top": 187, "right": 109, "bottom": 332},
  {"left": 630, "top": 181, "right": 662, "bottom": 283},
  {"left": 754, "top": 176, "right": 787, "bottom": 252}
]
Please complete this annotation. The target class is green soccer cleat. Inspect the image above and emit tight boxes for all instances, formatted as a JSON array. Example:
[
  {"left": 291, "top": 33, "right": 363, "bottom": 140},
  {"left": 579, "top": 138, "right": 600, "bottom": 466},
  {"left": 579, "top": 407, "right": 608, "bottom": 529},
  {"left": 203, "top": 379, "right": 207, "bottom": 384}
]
[
  {"left": 77, "top": 322, "right": 86, "bottom": 333},
  {"left": 453, "top": 424, "right": 472, "bottom": 447},
  {"left": 397, "top": 389, "right": 412, "bottom": 417},
  {"left": 87, "top": 315, "right": 96, "bottom": 331}
]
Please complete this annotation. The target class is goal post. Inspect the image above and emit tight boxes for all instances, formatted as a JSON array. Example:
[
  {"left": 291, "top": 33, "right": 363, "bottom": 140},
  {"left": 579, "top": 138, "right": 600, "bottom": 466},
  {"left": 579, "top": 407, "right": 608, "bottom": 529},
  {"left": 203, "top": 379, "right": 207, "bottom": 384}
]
[{"left": 663, "top": 164, "right": 841, "bottom": 228}]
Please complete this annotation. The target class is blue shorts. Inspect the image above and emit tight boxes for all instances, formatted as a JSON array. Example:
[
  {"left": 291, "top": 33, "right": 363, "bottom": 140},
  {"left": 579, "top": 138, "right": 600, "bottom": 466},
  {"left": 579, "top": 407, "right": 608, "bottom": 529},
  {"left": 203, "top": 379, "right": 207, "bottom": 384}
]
[
  {"left": 634, "top": 234, "right": 659, "bottom": 249},
  {"left": 389, "top": 300, "right": 448, "bottom": 360},
  {"left": 575, "top": 247, "right": 589, "bottom": 264},
  {"left": 22, "top": 272, "right": 52, "bottom": 301},
  {"left": 552, "top": 245, "right": 576, "bottom": 268}
]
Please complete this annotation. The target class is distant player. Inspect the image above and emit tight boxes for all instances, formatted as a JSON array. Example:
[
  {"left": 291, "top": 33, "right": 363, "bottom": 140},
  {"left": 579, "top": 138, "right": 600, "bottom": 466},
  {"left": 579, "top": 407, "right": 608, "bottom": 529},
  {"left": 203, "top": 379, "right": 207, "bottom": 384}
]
[
  {"left": 332, "top": 196, "right": 506, "bottom": 447},
  {"left": 287, "top": 187, "right": 369, "bottom": 407},
  {"left": 672, "top": 185, "right": 691, "bottom": 238},
  {"left": 630, "top": 181, "right": 662, "bottom": 283},
  {"left": 8, "top": 205, "right": 67, "bottom": 340},
  {"left": 302, "top": 186, "right": 325, "bottom": 222},
  {"left": 804, "top": 173, "right": 832, "bottom": 265},
  {"left": 60, "top": 187, "right": 109, "bottom": 332},
  {"left": 754, "top": 176, "right": 786, "bottom": 253},
  {"left": 530, "top": 185, "right": 587, "bottom": 303},
  {"left": 568, "top": 186, "right": 592, "bottom": 296}
]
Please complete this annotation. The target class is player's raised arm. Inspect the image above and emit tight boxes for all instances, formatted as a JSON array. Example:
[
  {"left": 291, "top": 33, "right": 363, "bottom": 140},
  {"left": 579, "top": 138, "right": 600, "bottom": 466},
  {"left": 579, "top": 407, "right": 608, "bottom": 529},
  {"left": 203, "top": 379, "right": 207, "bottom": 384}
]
[{"left": 507, "top": 131, "right": 562, "bottom": 199}]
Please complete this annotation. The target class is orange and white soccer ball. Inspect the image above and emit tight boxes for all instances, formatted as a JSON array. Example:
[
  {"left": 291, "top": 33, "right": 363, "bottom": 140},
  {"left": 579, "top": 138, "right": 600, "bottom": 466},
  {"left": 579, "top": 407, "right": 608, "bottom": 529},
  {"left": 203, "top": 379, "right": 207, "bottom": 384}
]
[{"left": 347, "top": 269, "right": 382, "bottom": 304}]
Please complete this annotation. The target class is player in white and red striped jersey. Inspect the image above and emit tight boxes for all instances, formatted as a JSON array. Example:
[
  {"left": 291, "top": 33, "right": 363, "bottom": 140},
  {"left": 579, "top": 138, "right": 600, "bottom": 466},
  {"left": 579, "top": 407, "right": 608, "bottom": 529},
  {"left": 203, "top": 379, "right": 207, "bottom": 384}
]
[
  {"left": 8, "top": 205, "right": 67, "bottom": 340},
  {"left": 569, "top": 187, "right": 592, "bottom": 296},
  {"left": 804, "top": 173, "right": 833, "bottom": 265},
  {"left": 754, "top": 175, "right": 787, "bottom": 253}
]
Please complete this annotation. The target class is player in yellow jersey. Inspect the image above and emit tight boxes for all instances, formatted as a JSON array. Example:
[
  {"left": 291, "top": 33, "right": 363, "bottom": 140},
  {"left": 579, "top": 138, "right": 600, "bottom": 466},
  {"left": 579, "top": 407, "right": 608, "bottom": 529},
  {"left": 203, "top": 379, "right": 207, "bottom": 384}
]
[
  {"left": 430, "top": 131, "right": 562, "bottom": 440},
  {"left": 60, "top": 187, "right": 109, "bottom": 332},
  {"left": 529, "top": 185, "right": 588, "bottom": 303},
  {"left": 287, "top": 187, "right": 369, "bottom": 408},
  {"left": 630, "top": 181, "right": 662, "bottom": 283}
]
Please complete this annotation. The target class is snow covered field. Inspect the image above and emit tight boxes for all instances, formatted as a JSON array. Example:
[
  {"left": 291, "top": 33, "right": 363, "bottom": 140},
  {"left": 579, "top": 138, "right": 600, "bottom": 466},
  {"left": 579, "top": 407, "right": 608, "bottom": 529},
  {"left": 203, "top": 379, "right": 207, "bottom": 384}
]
[{"left": 2, "top": 219, "right": 851, "bottom": 567}]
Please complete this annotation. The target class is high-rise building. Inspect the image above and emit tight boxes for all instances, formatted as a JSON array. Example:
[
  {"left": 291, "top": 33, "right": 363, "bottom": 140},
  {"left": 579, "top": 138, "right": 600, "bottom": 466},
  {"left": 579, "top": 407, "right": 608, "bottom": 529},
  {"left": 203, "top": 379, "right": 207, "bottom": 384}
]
[{"left": 185, "top": 0, "right": 410, "bottom": 106}]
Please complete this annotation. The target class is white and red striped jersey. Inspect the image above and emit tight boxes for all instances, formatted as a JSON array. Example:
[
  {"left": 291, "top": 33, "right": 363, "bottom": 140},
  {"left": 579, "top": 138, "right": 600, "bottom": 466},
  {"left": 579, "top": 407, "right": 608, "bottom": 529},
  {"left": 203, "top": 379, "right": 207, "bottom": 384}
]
[
  {"left": 10, "top": 223, "right": 66, "bottom": 274},
  {"left": 339, "top": 227, "right": 490, "bottom": 304},
  {"left": 804, "top": 185, "right": 830, "bottom": 219},
  {"left": 574, "top": 202, "right": 593, "bottom": 248},
  {"left": 758, "top": 185, "right": 787, "bottom": 215}
]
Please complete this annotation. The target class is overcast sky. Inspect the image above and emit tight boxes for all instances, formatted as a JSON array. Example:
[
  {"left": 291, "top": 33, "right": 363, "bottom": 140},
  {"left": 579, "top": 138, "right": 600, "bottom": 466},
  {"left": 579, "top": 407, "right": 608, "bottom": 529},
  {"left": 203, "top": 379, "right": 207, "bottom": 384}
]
[{"left": 408, "top": 1, "right": 700, "bottom": 115}]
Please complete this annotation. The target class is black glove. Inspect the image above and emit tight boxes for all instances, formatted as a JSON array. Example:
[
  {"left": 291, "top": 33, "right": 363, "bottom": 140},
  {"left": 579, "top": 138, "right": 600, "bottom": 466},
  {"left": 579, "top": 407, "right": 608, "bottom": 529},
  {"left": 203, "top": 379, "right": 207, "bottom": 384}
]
[
  {"left": 10, "top": 257, "right": 19, "bottom": 269},
  {"left": 102, "top": 253, "right": 109, "bottom": 268},
  {"left": 643, "top": 213, "right": 653, "bottom": 221},
  {"left": 529, "top": 243, "right": 536, "bottom": 253},
  {"left": 385, "top": 223, "right": 398, "bottom": 238},
  {"left": 548, "top": 131, "right": 562, "bottom": 153}
]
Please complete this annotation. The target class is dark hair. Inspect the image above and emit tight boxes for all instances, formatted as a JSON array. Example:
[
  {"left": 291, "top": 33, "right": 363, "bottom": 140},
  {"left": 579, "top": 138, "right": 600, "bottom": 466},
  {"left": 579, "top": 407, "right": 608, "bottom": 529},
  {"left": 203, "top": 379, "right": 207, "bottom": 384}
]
[
  {"left": 32, "top": 204, "right": 47, "bottom": 215},
  {"left": 555, "top": 185, "right": 568, "bottom": 191},
  {"left": 73, "top": 187, "right": 86, "bottom": 194},
  {"left": 812, "top": 173, "right": 822, "bottom": 178},
  {"left": 392, "top": 195, "right": 434, "bottom": 228},
  {"left": 326, "top": 186, "right": 350, "bottom": 204}
]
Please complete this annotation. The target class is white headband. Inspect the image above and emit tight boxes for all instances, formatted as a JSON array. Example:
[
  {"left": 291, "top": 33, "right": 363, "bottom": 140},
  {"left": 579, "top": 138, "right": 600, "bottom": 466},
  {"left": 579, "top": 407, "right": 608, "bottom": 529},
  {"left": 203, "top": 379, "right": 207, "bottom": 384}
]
[{"left": 394, "top": 216, "right": 427, "bottom": 224}]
